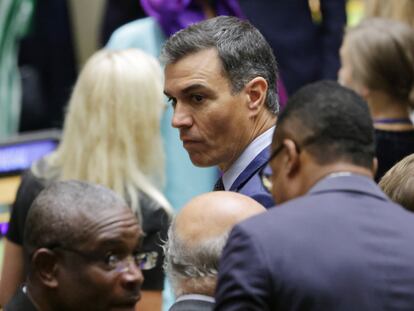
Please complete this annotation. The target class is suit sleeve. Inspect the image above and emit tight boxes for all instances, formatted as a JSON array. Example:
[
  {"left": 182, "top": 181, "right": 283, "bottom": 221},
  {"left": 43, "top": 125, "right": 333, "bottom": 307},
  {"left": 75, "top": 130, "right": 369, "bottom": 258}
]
[
  {"left": 214, "top": 225, "right": 272, "bottom": 311},
  {"left": 320, "top": 0, "right": 346, "bottom": 80}
]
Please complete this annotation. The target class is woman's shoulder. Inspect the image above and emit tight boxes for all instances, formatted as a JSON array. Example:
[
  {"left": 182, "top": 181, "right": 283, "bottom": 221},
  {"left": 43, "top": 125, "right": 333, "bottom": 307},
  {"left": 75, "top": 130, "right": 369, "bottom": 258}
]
[{"left": 16, "top": 169, "right": 47, "bottom": 203}]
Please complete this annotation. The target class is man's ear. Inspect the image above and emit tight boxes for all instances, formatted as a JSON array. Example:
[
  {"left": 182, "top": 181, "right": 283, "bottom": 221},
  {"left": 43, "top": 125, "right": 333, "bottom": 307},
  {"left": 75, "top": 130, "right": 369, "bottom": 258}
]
[
  {"left": 372, "top": 157, "right": 378, "bottom": 177},
  {"left": 245, "top": 77, "right": 268, "bottom": 117},
  {"left": 32, "top": 248, "right": 60, "bottom": 288},
  {"left": 283, "top": 139, "right": 301, "bottom": 177}
]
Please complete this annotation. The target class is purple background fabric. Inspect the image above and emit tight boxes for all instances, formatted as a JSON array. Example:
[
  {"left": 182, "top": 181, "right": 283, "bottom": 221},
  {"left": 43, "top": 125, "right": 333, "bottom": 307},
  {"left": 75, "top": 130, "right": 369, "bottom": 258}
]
[{"left": 140, "top": 0, "right": 243, "bottom": 37}]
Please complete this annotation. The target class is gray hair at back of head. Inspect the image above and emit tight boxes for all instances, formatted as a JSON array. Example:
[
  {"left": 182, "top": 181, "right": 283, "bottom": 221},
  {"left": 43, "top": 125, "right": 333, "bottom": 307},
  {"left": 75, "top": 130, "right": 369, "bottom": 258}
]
[
  {"left": 163, "top": 219, "right": 229, "bottom": 296},
  {"left": 24, "top": 180, "right": 129, "bottom": 258},
  {"left": 161, "top": 16, "right": 279, "bottom": 114}
]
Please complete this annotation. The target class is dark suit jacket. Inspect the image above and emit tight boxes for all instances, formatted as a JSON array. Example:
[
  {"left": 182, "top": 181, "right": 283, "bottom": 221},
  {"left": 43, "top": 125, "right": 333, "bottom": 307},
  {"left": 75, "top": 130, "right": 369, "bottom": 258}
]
[
  {"left": 239, "top": 0, "right": 346, "bottom": 94},
  {"left": 5, "top": 288, "right": 37, "bottom": 311},
  {"left": 169, "top": 298, "right": 214, "bottom": 311},
  {"left": 215, "top": 175, "right": 414, "bottom": 310},
  {"left": 229, "top": 146, "right": 274, "bottom": 209}
]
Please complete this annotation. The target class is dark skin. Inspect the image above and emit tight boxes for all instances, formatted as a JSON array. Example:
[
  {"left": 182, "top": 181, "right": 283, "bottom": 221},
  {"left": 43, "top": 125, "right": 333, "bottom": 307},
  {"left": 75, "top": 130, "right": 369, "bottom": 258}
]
[
  {"left": 27, "top": 207, "right": 144, "bottom": 311},
  {"left": 269, "top": 125, "right": 376, "bottom": 204}
]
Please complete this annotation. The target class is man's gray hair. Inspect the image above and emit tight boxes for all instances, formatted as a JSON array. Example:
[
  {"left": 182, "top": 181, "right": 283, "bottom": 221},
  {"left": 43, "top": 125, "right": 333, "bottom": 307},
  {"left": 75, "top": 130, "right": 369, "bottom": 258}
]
[
  {"left": 161, "top": 16, "right": 279, "bottom": 114},
  {"left": 163, "top": 219, "right": 229, "bottom": 296}
]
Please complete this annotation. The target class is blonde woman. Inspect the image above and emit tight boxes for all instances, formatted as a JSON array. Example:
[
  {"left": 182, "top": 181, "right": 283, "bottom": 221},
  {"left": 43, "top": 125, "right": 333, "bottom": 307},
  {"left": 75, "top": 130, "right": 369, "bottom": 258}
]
[
  {"left": 0, "top": 49, "right": 172, "bottom": 311},
  {"left": 379, "top": 154, "right": 414, "bottom": 212},
  {"left": 338, "top": 18, "right": 414, "bottom": 181}
]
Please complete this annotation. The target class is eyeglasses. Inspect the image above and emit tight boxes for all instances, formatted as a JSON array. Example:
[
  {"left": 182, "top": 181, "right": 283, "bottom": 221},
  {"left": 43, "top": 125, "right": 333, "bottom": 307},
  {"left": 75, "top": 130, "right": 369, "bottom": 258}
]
[
  {"left": 260, "top": 144, "right": 285, "bottom": 193},
  {"left": 50, "top": 245, "right": 158, "bottom": 273},
  {"left": 260, "top": 136, "right": 318, "bottom": 193}
]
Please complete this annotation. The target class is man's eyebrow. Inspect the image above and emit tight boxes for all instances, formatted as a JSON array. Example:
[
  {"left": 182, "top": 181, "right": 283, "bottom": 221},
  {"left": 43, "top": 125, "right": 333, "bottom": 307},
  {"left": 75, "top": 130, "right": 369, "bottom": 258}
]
[
  {"left": 164, "top": 83, "right": 211, "bottom": 99},
  {"left": 182, "top": 84, "right": 208, "bottom": 94}
]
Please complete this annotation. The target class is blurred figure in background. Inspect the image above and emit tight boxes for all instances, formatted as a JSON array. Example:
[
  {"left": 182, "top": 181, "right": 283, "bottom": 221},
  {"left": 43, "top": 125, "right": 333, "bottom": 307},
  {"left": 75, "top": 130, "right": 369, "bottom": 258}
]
[
  {"left": 379, "top": 154, "right": 414, "bottom": 213},
  {"left": 0, "top": 0, "right": 34, "bottom": 139},
  {"left": 0, "top": 49, "right": 171, "bottom": 311},
  {"left": 17, "top": 0, "right": 78, "bottom": 131},
  {"left": 238, "top": 0, "right": 346, "bottom": 95},
  {"left": 338, "top": 18, "right": 414, "bottom": 181},
  {"left": 100, "top": 0, "right": 147, "bottom": 46}
]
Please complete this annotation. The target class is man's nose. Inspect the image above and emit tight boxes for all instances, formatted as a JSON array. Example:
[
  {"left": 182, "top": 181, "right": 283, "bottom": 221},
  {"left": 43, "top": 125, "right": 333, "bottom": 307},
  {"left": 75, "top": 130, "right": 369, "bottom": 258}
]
[
  {"left": 171, "top": 103, "right": 193, "bottom": 128},
  {"left": 120, "top": 261, "right": 144, "bottom": 291}
]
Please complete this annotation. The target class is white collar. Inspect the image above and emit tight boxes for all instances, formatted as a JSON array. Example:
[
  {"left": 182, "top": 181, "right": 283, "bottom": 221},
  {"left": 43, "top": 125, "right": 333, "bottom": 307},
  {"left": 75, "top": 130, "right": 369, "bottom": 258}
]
[
  {"left": 222, "top": 126, "right": 274, "bottom": 190},
  {"left": 175, "top": 294, "right": 215, "bottom": 303}
]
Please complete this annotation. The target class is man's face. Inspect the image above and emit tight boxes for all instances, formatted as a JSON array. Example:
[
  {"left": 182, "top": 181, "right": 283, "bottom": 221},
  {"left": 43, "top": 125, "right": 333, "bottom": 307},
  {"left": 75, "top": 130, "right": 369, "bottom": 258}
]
[
  {"left": 164, "top": 48, "right": 252, "bottom": 171},
  {"left": 269, "top": 135, "right": 289, "bottom": 204},
  {"left": 269, "top": 130, "right": 302, "bottom": 205},
  {"left": 56, "top": 208, "right": 143, "bottom": 311}
]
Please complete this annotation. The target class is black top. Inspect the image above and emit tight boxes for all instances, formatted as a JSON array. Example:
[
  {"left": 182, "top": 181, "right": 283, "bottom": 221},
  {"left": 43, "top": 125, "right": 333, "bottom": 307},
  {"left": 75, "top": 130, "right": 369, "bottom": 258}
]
[
  {"left": 4, "top": 288, "right": 37, "bottom": 311},
  {"left": 375, "top": 129, "right": 414, "bottom": 181},
  {"left": 7, "top": 168, "right": 171, "bottom": 291}
]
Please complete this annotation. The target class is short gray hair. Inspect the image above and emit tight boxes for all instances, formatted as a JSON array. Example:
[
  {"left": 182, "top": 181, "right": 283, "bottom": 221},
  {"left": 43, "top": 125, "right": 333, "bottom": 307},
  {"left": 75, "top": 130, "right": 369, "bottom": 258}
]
[
  {"left": 163, "top": 219, "right": 229, "bottom": 296},
  {"left": 161, "top": 16, "right": 279, "bottom": 114}
]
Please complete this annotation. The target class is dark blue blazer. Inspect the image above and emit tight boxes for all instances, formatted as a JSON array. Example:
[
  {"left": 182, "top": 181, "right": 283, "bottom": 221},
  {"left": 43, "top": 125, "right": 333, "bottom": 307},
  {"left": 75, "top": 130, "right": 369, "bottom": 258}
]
[
  {"left": 215, "top": 175, "right": 414, "bottom": 310},
  {"left": 5, "top": 288, "right": 37, "bottom": 311},
  {"left": 239, "top": 0, "right": 346, "bottom": 94},
  {"left": 229, "top": 146, "right": 274, "bottom": 209}
]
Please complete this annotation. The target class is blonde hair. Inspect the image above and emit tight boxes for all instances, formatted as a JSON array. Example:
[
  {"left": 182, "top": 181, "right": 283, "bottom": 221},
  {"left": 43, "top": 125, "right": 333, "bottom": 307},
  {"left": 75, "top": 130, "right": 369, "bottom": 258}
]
[
  {"left": 379, "top": 154, "right": 414, "bottom": 212},
  {"left": 35, "top": 49, "right": 171, "bottom": 217},
  {"left": 364, "top": 0, "right": 414, "bottom": 28},
  {"left": 344, "top": 18, "right": 414, "bottom": 107}
]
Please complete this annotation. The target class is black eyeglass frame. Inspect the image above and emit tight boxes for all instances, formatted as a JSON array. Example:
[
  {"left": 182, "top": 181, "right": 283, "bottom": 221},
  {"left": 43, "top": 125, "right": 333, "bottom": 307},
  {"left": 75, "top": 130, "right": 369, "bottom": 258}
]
[
  {"left": 260, "top": 135, "right": 319, "bottom": 193},
  {"left": 44, "top": 244, "right": 158, "bottom": 272}
]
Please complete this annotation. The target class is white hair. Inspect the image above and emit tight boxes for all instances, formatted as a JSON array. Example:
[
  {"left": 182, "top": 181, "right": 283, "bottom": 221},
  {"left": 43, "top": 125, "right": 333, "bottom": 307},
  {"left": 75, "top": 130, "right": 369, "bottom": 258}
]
[{"left": 163, "top": 219, "right": 229, "bottom": 296}]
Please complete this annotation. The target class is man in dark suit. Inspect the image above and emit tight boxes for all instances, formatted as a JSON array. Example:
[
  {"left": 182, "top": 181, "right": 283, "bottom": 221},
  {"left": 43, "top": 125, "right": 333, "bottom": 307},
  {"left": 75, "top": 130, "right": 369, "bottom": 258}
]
[
  {"left": 238, "top": 0, "right": 346, "bottom": 95},
  {"left": 214, "top": 81, "right": 414, "bottom": 310},
  {"left": 162, "top": 16, "right": 278, "bottom": 208},
  {"left": 164, "top": 191, "right": 265, "bottom": 311},
  {"left": 4, "top": 180, "right": 151, "bottom": 311}
]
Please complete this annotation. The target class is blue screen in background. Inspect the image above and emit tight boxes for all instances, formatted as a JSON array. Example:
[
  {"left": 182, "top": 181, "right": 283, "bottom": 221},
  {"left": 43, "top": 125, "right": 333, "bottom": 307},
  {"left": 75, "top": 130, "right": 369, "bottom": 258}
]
[{"left": 0, "top": 140, "right": 58, "bottom": 175}]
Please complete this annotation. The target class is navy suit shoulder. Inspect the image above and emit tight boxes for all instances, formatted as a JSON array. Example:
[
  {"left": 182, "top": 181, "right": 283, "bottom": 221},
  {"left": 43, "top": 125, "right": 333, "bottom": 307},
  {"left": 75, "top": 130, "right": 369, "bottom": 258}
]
[
  {"left": 215, "top": 175, "right": 414, "bottom": 310},
  {"left": 5, "top": 288, "right": 38, "bottom": 311},
  {"left": 169, "top": 299, "right": 214, "bottom": 311},
  {"left": 229, "top": 146, "right": 274, "bottom": 208}
]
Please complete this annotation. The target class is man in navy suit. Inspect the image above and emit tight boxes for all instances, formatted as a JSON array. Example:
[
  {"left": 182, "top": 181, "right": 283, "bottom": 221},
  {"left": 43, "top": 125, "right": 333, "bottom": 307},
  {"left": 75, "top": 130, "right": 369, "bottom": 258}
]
[
  {"left": 214, "top": 81, "right": 414, "bottom": 310},
  {"left": 162, "top": 16, "right": 277, "bottom": 208}
]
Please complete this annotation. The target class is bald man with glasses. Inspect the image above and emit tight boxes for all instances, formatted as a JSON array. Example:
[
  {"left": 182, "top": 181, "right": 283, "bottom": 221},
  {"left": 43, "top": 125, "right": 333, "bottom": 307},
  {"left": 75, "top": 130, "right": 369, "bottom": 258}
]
[
  {"left": 215, "top": 81, "right": 414, "bottom": 311},
  {"left": 4, "top": 180, "right": 154, "bottom": 311}
]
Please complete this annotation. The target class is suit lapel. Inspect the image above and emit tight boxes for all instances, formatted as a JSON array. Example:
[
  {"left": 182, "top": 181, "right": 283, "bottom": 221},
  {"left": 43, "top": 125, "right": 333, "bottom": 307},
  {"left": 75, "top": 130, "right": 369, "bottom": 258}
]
[{"left": 230, "top": 146, "right": 270, "bottom": 191}]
